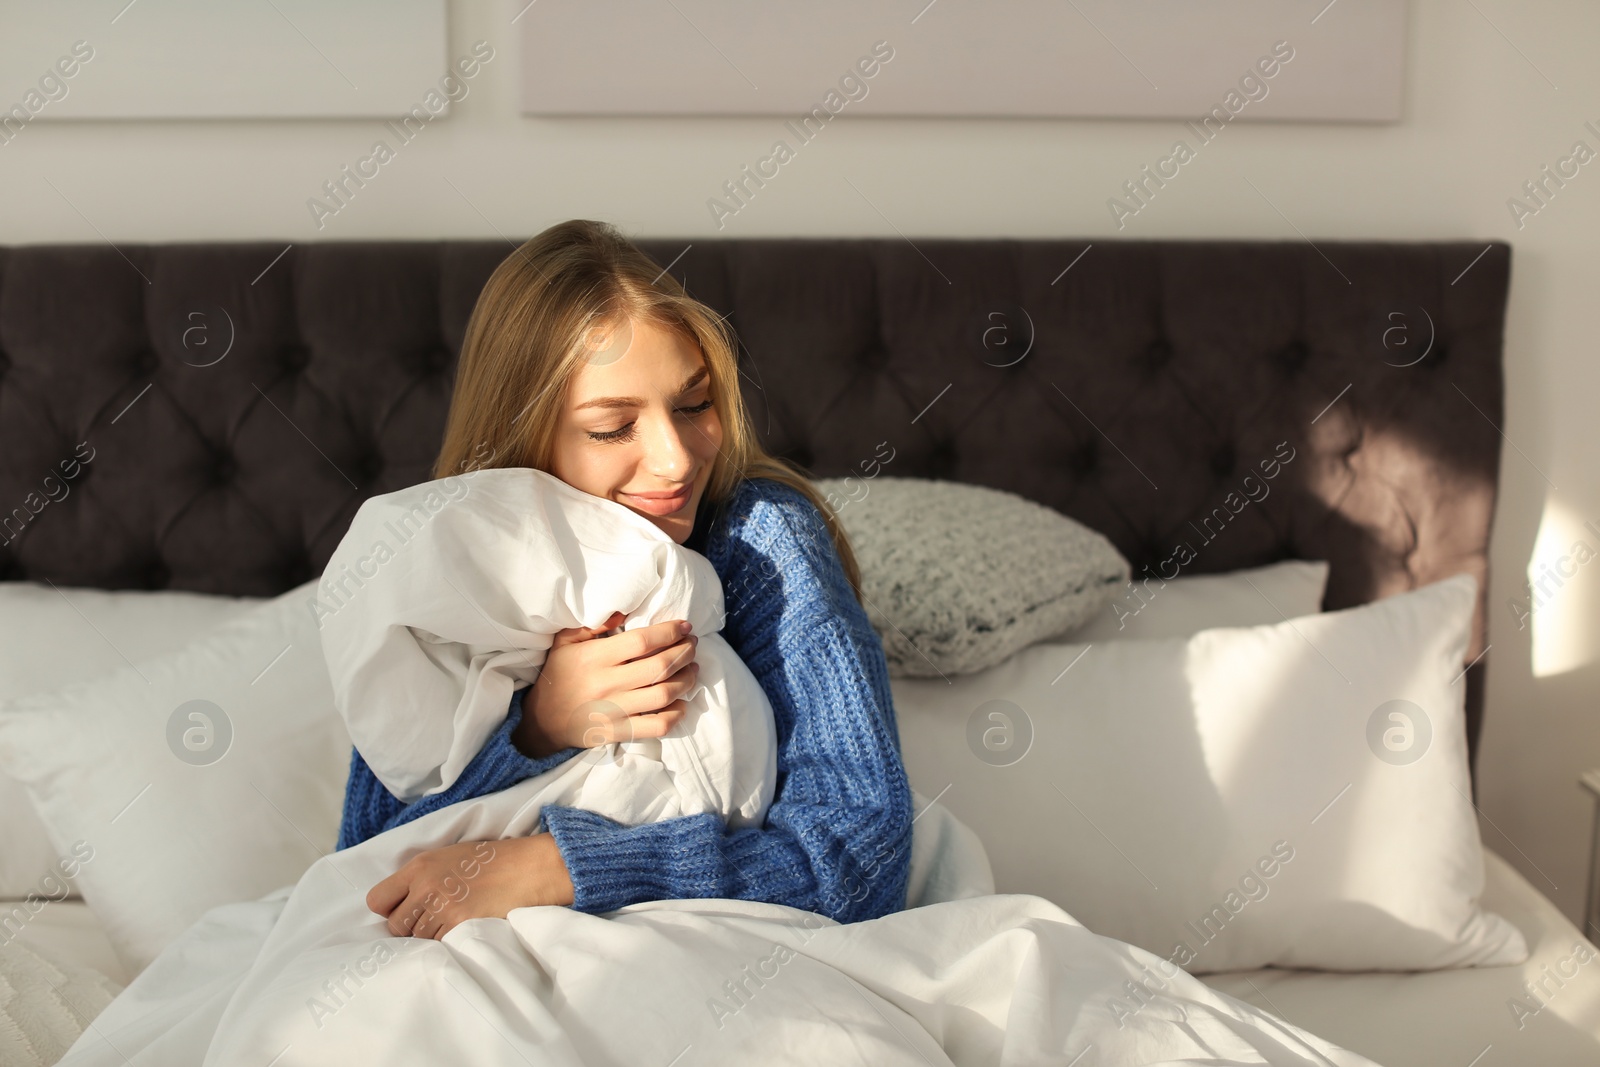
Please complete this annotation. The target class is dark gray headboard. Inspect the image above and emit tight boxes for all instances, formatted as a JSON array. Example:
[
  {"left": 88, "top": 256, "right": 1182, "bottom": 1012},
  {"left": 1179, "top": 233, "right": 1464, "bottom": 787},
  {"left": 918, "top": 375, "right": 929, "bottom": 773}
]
[{"left": 0, "top": 238, "right": 1510, "bottom": 768}]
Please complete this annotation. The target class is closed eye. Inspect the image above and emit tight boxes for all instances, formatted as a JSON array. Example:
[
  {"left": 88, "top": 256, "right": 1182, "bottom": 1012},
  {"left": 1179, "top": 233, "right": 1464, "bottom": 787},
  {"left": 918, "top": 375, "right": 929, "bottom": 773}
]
[{"left": 587, "top": 397, "right": 714, "bottom": 443}]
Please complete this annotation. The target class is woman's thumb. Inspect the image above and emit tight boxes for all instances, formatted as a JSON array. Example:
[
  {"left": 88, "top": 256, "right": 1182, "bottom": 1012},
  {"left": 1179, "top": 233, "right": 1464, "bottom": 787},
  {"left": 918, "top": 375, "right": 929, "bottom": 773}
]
[
  {"left": 553, "top": 611, "right": 625, "bottom": 647},
  {"left": 586, "top": 611, "right": 627, "bottom": 637},
  {"left": 554, "top": 612, "right": 605, "bottom": 645}
]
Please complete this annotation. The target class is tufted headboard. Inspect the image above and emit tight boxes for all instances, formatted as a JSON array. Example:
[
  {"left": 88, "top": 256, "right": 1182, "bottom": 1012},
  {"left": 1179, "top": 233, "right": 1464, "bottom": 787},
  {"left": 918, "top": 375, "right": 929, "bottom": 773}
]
[{"left": 0, "top": 238, "right": 1509, "bottom": 769}]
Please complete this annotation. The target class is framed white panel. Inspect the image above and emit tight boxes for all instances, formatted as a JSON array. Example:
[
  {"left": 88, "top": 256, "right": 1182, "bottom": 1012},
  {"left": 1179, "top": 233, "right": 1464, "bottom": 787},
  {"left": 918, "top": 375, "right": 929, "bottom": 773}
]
[
  {"left": 519, "top": 0, "right": 1405, "bottom": 121},
  {"left": 0, "top": 0, "right": 447, "bottom": 119}
]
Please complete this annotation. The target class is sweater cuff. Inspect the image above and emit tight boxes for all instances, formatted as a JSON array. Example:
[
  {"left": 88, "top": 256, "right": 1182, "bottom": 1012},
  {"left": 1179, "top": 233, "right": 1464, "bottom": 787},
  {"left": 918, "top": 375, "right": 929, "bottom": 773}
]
[
  {"left": 463, "top": 687, "right": 583, "bottom": 790},
  {"left": 542, "top": 805, "right": 721, "bottom": 914}
]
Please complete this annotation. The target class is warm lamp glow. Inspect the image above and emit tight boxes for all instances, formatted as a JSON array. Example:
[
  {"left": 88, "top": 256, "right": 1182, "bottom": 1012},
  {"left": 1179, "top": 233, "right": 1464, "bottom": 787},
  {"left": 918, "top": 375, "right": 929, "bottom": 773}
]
[{"left": 1524, "top": 496, "right": 1600, "bottom": 678}]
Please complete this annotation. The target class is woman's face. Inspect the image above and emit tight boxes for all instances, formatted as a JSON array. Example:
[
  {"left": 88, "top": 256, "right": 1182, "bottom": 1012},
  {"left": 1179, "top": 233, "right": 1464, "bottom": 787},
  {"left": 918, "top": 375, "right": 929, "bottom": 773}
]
[{"left": 549, "top": 316, "right": 724, "bottom": 544}]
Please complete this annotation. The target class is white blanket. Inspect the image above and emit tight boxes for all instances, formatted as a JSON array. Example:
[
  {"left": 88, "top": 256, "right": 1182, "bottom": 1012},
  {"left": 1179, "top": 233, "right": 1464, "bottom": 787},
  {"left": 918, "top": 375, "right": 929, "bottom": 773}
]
[
  {"left": 316, "top": 466, "right": 777, "bottom": 827},
  {"left": 56, "top": 469, "right": 1384, "bottom": 1066},
  {"left": 58, "top": 780, "right": 1378, "bottom": 1067}
]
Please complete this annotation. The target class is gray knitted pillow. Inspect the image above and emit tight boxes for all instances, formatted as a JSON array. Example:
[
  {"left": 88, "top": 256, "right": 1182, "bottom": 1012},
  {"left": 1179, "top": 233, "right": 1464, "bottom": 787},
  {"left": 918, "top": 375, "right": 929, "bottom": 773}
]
[{"left": 812, "top": 477, "right": 1130, "bottom": 677}]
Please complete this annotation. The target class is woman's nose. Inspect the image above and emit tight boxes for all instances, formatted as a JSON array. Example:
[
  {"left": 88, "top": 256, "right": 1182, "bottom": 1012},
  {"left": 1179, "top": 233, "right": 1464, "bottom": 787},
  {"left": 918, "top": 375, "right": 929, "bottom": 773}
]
[{"left": 644, "top": 412, "right": 697, "bottom": 479}]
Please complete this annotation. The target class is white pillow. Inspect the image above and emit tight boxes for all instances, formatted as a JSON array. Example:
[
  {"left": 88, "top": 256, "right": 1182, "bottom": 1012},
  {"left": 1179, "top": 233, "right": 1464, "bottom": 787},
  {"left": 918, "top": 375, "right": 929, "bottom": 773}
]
[
  {"left": 811, "top": 476, "right": 1129, "bottom": 677},
  {"left": 0, "top": 584, "right": 260, "bottom": 899},
  {"left": 1064, "top": 559, "right": 1328, "bottom": 641},
  {"left": 894, "top": 573, "right": 1528, "bottom": 973},
  {"left": 0, "top": 581, "right": 351, "bottom": 974}
]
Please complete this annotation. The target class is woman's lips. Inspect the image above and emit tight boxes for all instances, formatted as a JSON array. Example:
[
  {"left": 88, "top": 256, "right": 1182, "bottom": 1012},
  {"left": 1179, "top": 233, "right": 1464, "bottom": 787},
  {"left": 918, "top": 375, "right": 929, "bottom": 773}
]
[{"left": 621, "top": 484, "right": 693, "bottom": 516}]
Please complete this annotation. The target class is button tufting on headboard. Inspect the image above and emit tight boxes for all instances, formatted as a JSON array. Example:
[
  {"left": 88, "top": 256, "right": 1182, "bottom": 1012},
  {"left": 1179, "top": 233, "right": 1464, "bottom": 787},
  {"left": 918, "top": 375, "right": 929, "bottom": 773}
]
[
  {"left": 1070, "top": 440, "right": 1098, "bottom": 476},
  {"left": 1143, "top": 338, "right": 1174, "bottom": 371},
  {"left": 926, "top": 438, "right": 958, "bottom": 480},
  {"left": 1277, "top": 340, "right": 1310, "bottom": 374},
  {"left": 0, "top": 237, "right": 1511, "bottom": 772}
]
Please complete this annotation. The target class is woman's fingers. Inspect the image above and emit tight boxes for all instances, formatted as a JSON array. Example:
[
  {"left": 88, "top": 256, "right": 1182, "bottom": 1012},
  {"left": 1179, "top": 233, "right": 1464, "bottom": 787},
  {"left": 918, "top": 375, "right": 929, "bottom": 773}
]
[
  {"left": 618, "top": 701, "right": 688, "bottom": 741},
  {"left": 548, "top": 626, "right": 588, "bottom": 649},
  {"left": 368, "top": 859, "right": 445, "bottom": 936},
  {"left": 625, "top": 634, "right": 697, "bottom": 690},
  {"left": 631, "top": 660, "right": 700, "bottom": 712},
  {"left": 615, "top": 619, "right": 692, "bottom": 665},
  {"left": 366, "top": 867, "right": 411, "bottom": 917},
  {"left": 566, "top": 695, "right": 689, "bottom": 744},
  {"left": 565, "top": 701, "right": 629, "bottom": 747},
  {"left": 598, "top": 654, "right": 699, "bottom": 720},
  {"left": 383, "top": 884, "right": 459, "bottom": 939},
  {"left": 411, "top": 907, "right": 445, "bottom": 941},
  {"left": 384, "top": 893, "right": 421, "bottom": 937},
  {"left": 533, "top": 616, "right": 698, "bottom": 750}
]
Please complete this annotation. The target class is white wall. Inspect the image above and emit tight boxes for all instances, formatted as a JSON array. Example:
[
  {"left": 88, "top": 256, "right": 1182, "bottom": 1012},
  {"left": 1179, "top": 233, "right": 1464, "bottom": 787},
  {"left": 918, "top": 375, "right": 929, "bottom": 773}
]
[{"left": 3, "top": 0, "right": 1597, "bottom": 924}]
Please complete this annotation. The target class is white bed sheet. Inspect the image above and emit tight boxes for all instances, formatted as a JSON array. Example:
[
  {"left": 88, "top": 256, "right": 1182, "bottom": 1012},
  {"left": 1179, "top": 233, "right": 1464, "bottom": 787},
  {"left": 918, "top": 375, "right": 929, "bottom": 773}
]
[
  {"left": 7, "top": 899, "right": 129, "bottom": 988},
  {"left": 18, "top": 849, "right": 1598, "bottom": 1066},
  {"left": 1204, "top": 849, "right": 1600, "bottom": 1066}
]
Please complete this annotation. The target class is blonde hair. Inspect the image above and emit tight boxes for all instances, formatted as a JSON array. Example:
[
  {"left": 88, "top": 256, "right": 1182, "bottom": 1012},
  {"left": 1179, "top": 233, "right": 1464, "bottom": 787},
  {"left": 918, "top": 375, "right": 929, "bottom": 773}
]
[{"left": 433, "top": 219, "right": 862, "bottom": 600}]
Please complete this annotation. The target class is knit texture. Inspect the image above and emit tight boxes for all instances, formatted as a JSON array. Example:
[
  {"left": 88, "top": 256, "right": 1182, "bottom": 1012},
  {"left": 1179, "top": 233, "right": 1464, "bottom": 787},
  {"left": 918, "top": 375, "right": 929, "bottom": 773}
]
[
  {"left": 336, "top": 476, "right": 914, "bottom": 924},
  {"left": 811, "top": 475, "right": 1130, "bottom": 677}
]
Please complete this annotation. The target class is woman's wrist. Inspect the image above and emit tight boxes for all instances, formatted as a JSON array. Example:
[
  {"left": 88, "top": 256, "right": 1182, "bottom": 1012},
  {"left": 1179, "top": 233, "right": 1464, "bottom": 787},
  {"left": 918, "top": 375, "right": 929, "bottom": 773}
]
[
  {"left": 524, "top": 832, "right": 575, "bottom": 906},
  {"left": 493, "top": 834, "right": 574, "bottom": 908},
  {"left": 510, "top": 687, "right": 558, "bottom": 759}
]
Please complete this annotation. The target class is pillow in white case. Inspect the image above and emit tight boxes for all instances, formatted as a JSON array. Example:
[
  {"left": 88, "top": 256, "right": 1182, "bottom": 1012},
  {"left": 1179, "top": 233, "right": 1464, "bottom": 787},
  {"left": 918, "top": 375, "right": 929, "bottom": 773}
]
[
  {"left": 1065, "top": 559, "right": 1329, "bottom": 642},
  {"left": 894, "top": 573, "right": 1527, "bottom": 973},
  {"left": 811, "top": 476, "right": 1129, "bottom": 677},
  {"left": 0, "top": 580, "right": 351, "bottom": 974},
  {"left": 0, "top": 583, "right": 260, "bottom": 899}
]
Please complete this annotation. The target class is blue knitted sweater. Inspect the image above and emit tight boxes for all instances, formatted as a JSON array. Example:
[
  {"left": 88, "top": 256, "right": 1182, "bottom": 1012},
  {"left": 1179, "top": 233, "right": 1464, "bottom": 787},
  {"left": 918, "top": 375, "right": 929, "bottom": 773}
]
[{"left": 336, "top": 476, "right": 914, "bottom": 923}]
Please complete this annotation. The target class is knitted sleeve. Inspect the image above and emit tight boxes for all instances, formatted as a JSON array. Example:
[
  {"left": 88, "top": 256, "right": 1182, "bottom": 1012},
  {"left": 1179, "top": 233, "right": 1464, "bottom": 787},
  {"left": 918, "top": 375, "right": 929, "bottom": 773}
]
[
  {"left": 335, "top": 688, "right": 582, "bottom": 850},
  {"left": 540, "top": 478, "right": 914, "bottom": 923}
]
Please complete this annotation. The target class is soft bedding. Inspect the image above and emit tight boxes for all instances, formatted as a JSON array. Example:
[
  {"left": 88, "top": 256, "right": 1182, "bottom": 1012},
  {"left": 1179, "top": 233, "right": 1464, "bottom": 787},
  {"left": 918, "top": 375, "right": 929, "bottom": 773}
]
[
  {"left": 0, "top": 580, "right": 352, "bottom": 974},
  {"left": 37, "top": 849, "right": 1600, "bottom": 1067},
  {"left": 47, "top": 468, "right": 1378, "bottom": 1066},
  {"left": 809, "top": 475, "right": 1130, "bottom": 677},
  {"left": 894, "top": 574, "right": 1526, "bottom": 974},
  {"left": 1, "top": 473, "right": 1495, "bottom": 1066},
  {"left": 3, "top": 900, "right": 127, "bottom": 989},
  {"left": 0, "top": 583, "right": 262, "bottom": 900},
  {"left": 56, "top": 780, "right": 1376, "bottom": 1067},
  {"left": 1204, "top": 850, "right": 1600, "bottom": 1066},
  {"left": 0, "top": 935, "right": 121, "bottom": 1067},
  {"left": 318, "top": 465, "right": 777, "bottom": 821}
]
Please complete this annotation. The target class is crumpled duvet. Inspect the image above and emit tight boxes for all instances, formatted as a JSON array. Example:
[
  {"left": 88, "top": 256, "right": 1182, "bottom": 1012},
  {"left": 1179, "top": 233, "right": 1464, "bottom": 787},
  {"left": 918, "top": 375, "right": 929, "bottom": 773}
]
[
  {"left": 57, "top": 780, "right": 1379, "bottom": 1067},
  {"left": 315, "top": 465, "right": 777, "bottom": 827}
]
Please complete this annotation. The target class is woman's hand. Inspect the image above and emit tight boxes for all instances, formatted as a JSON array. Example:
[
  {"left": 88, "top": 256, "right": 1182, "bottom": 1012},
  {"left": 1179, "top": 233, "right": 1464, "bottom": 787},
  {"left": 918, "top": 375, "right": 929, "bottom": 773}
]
[
  {"left": 514, "top": 611, "right": 700, "bottom": 758},
  {"left": 366, "top": 835, "right": 575, "bottom": 940}
]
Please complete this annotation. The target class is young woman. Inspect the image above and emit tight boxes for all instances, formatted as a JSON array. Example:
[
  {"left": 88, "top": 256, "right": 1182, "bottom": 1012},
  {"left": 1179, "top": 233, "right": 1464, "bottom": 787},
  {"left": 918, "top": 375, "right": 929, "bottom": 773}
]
[{"left": 337, "top": 219, "right": 913, "bottom": 940}]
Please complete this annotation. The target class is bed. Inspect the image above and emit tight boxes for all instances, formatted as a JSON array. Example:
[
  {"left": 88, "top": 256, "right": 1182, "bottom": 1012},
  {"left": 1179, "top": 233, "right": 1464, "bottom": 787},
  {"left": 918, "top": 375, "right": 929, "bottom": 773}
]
[
  {"left": 8, "top": 853, "right": 1598, "bottom": 1063},
  {"left": 1, "top": 235, "right": 1596, "bottom": 1065}
]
